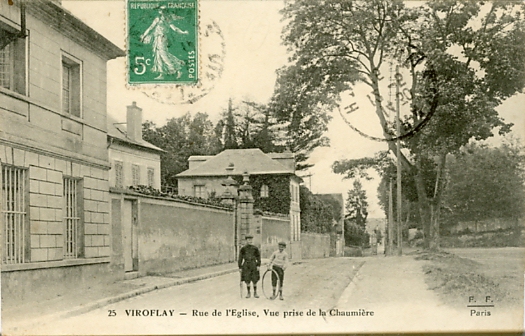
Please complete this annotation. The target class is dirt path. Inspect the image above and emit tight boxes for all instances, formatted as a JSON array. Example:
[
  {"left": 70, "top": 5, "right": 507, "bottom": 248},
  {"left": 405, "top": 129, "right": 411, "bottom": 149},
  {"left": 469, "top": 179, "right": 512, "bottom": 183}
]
[{"left": 332, "top": 255, "right": 523, "bottom": 333}]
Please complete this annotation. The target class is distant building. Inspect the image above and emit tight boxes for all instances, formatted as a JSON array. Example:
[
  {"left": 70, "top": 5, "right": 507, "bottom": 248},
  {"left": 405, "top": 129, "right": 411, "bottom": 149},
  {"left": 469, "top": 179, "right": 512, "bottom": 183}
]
[
  {"left": 176, "top": 148, "right": 302, "bottom": 242},
  {"left": 0, "top": 1, "right": 123, "bottom": 301},
  {"left": 107, "top": 102, "right": 163, "bottom": 190}
]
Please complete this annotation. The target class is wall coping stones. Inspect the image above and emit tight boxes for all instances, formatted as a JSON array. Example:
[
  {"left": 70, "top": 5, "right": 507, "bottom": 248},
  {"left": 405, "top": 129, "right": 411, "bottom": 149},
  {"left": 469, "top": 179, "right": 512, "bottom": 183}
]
[{"left": 109, "top": 187, "right": 234, "bottom": 212}]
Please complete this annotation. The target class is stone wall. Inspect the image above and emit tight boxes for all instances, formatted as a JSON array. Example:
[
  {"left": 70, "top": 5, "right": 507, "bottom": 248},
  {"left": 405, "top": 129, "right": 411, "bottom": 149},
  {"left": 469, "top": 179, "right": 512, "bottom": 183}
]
[
  {"left": 451, "top": 218, "right": 522, "bottom": 234},
  {"left": 301, "top": 232, "right": 330, "bottom": 259},
  {"left": 110, "top": 191, "right": 235, "bottom": 276},
  {"left": 259, "top": 215, "right": 290, "bottom": 258}
]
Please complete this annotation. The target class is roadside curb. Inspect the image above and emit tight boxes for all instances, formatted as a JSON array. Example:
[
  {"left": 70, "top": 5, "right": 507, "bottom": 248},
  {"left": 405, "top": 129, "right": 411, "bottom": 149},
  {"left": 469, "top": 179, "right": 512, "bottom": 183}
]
[
  {"left": 333, "top": 259, "right": 367, "bottom": 309},
  {"left": 66, "top": 267, "right": 240, "bottom": 318},
  {"left": 10, "top": 267, "right": 239, "bottom": 332}
]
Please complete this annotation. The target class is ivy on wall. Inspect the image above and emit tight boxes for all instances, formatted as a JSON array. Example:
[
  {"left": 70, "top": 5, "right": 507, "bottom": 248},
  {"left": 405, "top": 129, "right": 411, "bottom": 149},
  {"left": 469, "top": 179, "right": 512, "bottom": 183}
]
[
  {"left": 300, "top": 185, "right": 334, "bottom": 234},
  {"left": 233, "top": 175, "right": 291, "bottom": 215},
  {"left": 127, "top": 185, "right": 232, "bottom": 209}
]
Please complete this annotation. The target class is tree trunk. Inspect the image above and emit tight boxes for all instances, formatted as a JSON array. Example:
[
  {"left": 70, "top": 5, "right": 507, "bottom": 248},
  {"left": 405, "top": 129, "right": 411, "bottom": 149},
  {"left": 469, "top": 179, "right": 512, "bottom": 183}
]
[
  {"left": 413, "top": 158, "right": 431, "bottom": 249},
  {"left": 429, "top": 203, "right": 440, "bottom": 251},
  {"left": 429, "top": 153, "right": 447, "bottom": 251}
]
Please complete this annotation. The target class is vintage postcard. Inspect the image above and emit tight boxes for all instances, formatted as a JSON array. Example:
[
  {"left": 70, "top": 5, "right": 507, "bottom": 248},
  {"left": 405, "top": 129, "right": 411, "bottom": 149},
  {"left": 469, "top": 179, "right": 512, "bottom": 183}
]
[{"left": 1, "top": 0, "right": 524, "bottom": 335}]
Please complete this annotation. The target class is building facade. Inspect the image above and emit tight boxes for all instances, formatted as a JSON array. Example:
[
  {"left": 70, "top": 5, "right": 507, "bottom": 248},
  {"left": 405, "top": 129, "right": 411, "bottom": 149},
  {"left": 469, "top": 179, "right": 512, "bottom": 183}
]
[
  {"left": 108, "top": 102, "right": 163, "bottom": 190},
  {"left": 0, "top": 1, "right": 123, "bottom": 301}
]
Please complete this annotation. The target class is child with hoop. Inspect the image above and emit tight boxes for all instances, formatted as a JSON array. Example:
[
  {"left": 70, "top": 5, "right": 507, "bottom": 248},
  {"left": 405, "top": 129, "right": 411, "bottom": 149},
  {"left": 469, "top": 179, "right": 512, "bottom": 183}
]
[{"left": 268, "top": 241, "right": 288, "bottom": 300}]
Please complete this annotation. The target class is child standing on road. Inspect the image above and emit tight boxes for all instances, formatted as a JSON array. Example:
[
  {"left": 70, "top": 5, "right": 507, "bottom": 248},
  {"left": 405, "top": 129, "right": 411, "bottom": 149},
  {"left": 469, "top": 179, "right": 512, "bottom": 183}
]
[{"left": 268, "top": 242, "right": 288, "bottom": 300}]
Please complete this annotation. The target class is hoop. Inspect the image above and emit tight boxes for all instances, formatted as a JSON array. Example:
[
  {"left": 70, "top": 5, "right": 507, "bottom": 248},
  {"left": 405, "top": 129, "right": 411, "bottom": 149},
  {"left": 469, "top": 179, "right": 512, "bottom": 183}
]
[{"left": 261, "top": 268, "right": 281, "bottom": 300}]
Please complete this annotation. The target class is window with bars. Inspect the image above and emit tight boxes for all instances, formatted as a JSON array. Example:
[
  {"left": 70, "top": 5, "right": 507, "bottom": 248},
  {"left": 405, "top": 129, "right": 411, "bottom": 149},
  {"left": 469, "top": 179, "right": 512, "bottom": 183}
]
[
  {"left": 61, "top": 55, "right": 81, "bottom": 118},
  {"left": 63, "top": 177, "right": 81, "bottom": 259},
  {"left": 114, "top": 161, "right": 124, "bottom": 188},
  {"left": 147, "top": 168, "right": 154, "bottom": 187},
  {"left": 1, "top": 165, "right": 28, "bottom": 264},
  {"left": 0, "top": 26, "right": 27, "bottom": 95},
  {"left": 132, "top": 164, "right": 140, "bottom": 186}
]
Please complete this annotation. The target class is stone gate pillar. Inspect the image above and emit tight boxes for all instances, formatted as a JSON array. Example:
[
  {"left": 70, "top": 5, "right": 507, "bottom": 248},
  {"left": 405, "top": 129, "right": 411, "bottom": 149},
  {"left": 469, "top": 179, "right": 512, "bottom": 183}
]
[{"left": 237, "top": 172, "right": 254, "bottom": 248}]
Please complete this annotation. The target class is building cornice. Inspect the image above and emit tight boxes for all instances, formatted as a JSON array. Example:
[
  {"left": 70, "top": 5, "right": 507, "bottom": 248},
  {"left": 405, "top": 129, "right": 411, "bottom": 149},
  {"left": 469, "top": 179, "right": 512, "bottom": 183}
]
[
  {"left": 0, "top": 138, "right": 111, "bottom": 170},
  {"left": 26, "top": 0, "right": 124, "bottom": 60}
]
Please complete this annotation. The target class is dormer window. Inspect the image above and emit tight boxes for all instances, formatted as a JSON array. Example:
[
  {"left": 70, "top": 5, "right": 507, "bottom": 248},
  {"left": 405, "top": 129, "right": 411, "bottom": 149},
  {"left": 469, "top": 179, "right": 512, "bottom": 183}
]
[{"left": 260, "top": 184, "right": 269, "bottom": 198}]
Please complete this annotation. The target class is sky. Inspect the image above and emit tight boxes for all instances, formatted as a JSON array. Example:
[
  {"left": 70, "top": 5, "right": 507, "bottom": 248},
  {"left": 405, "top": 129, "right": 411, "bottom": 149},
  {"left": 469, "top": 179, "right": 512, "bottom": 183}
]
[{"left": 63, "top": 0, "right": 524, "bottom": 219}]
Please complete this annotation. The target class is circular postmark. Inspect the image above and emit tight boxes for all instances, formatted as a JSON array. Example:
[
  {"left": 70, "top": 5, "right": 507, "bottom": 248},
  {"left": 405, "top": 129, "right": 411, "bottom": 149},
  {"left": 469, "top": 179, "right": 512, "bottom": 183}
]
[{"left": 339, "top": 68, "right": 438, "bottom": 142}]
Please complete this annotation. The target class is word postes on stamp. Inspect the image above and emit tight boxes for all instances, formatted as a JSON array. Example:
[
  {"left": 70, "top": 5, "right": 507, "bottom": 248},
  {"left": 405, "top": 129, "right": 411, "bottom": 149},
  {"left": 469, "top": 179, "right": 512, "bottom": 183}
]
[{"left": 127, "top": 0, "right": 198, "bottom": 85}]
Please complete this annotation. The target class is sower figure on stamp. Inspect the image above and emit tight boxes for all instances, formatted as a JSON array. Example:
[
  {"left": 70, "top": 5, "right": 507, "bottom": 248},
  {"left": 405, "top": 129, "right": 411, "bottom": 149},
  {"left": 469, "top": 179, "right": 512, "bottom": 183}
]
[
  {"left": 268, "top": 241, "right": 288, "bottom": 300},
  {"left": 140, "top": 5, "right": 188, "bottom": 80},
  {"left": 238, "top": 235, "right": 261, "bottom": 298}
]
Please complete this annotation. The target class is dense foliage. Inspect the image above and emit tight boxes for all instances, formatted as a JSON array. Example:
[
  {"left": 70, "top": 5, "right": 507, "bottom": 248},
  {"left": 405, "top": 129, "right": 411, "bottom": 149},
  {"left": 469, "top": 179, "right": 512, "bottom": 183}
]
[
  {"left": 300, "top": 186, "right": 336, "bottom": 234},
  {"left": 282, "top": 0, "right": 525, "bottom": 250},
  {"left": 142, "top": 113, "right": 221, "bottom": 190},
  {"left": 127, "top": 185, "right": 232, "bottom": 209},
  {"left": 444, "top": 140, "right": 525, "bottom": 224},
  {"left": 234, "top": 175, "right": 292, "bottom": 215}
]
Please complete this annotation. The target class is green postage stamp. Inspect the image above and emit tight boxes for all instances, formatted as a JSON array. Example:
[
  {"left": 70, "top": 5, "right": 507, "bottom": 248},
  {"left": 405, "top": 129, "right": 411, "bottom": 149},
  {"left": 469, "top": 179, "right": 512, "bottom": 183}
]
[{"left": 127, "top": 0, "right": 198, "bottom": 84}]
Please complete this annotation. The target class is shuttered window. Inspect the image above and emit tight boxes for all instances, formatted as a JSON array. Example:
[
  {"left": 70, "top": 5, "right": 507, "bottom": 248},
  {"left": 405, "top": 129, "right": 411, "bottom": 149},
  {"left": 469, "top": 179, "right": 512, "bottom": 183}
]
[{"left": 115, "top": 161, "right": 124, "bottom": 188}]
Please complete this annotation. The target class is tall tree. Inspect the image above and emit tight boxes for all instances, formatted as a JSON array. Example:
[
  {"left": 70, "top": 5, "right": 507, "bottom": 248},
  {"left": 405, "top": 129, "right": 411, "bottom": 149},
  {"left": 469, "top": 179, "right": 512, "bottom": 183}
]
[
  {"left": 222, "top": 98, "right": 238, "bottom": 150},
  {"left": 142, "top": 112, "right": 221, "bottom": 190},
  {"left": 217, "top": 99, "right": 284, "bottom": 152},
  {"left": 344, "top": 180, "right": 370, "bottom": 247},
  {"left": 346, "top": 179, "right": 369, "bottom": 230},
  {"left": 268, "top": 63, "right": 334, "bottom": 170},
  {"left": 282, "top": 0, "right": 525, "bottom": 250}
]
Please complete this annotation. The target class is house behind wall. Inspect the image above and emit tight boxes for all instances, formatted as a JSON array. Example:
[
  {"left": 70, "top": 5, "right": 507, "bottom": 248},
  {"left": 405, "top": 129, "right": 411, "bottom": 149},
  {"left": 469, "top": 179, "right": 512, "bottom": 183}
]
[{"left": 107, "top": 102, "right": 163, "bottom": 191}]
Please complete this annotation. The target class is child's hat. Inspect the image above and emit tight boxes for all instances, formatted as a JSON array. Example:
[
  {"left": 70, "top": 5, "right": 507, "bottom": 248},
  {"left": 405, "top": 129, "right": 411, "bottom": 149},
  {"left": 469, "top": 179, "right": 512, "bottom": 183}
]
[{"left": 278, "top": 241, "right": 286, "bottom": 247}]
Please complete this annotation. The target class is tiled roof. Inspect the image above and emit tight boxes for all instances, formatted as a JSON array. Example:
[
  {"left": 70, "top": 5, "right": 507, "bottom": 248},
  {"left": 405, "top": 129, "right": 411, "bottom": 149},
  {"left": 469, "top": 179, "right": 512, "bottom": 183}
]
[
  {"left": 107, "top": 115, "right": 164, "bottom": 152},
  {"left": 177, "top": 148, "right": 294, "bottom": 177}
]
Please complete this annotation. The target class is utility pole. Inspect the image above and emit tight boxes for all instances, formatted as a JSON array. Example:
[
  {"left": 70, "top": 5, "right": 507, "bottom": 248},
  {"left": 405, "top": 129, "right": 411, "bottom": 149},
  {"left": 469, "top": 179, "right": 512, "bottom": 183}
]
[
  {"left": 387, "top": 178, "right": 394, "bottom": 256},
  {"left": 395, "top": 66, "right": 403, "bottom": 256},
  {"left": 304, "top": 171, "right": 313, "bottom": 191}
]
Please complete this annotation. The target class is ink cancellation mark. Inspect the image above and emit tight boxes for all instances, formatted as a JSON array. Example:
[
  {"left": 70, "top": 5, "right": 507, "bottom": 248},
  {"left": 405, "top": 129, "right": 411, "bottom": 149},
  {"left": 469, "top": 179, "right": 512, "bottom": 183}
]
[{"left": 127, "top": 0, "right": 198, "bottom": 85}]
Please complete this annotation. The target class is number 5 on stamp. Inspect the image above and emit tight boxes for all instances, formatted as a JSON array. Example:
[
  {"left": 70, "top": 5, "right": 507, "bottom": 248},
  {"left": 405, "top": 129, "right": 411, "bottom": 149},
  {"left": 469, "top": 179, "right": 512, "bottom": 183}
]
[{"left": 127, "top": 0, "right": 198, "bottom": 84}]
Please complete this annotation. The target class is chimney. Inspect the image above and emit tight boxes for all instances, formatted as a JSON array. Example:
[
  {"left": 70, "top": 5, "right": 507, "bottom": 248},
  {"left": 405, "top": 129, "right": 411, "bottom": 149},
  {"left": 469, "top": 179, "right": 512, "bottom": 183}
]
[{"left": 126, "top": 101, "right": 142, "bottom": 141}]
